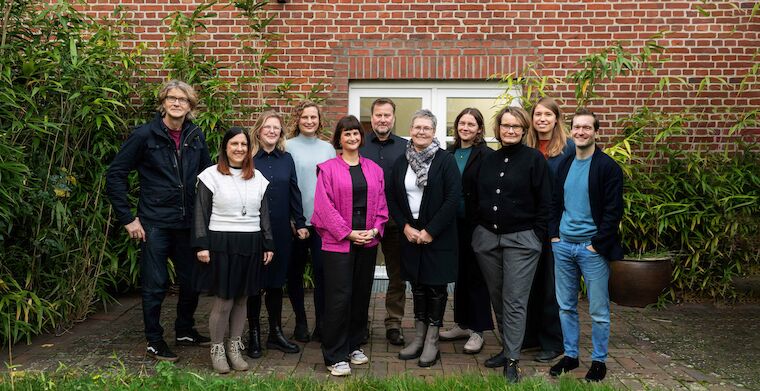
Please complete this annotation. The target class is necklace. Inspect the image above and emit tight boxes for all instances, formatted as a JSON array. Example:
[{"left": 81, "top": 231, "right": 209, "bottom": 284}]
[{"left": 229, "top": 170, "right": 248, "bottom": 216}]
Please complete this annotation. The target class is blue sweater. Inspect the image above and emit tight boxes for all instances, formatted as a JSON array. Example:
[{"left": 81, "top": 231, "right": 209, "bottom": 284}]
[{"left": 549, "top": 146, "right": 624, "bottom": 261}]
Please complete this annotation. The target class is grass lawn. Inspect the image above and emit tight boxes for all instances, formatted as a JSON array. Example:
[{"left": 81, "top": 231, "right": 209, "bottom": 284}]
[{"left": 0, "top": 362, "right": 621, "bottom": 391}]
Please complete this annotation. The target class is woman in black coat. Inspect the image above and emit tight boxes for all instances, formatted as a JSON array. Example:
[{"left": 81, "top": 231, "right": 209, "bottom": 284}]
[
  {"left": 439, "top": 108, "right": 494, "bottom": 354},
  {"left": 387, "top": 109, "right": 461, "bottom": 368}
]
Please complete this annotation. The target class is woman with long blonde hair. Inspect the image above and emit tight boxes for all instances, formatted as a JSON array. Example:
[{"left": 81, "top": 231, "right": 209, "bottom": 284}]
[
  {"left": 521, "top": 97, "right": 574, "bottom": 364},
  {"left": 245, "top": 111, "right": 309, "bottom": 358}
]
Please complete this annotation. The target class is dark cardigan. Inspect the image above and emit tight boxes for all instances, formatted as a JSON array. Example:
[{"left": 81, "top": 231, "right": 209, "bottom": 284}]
[
  {"left": 446, "top": 143, "right": 494, "bottom": 225},
  {"left": 475, "top": 143, "right": 552, "bottom": 241},
  {"left": 387, "top": 149, "right": 462, "bottom": 285},
  {"left": 548, "top": 146, "right": 625, "bottom": 261}
]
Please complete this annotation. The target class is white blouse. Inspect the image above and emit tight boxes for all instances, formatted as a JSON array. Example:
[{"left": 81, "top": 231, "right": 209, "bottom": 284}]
[{"left": 404, "top": 166, "right": 424, "bottom": 220}]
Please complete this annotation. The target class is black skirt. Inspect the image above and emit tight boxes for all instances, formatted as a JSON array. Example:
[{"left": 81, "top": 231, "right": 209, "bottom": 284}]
[{"left": 193, "top": 230, "right": 264, "bottom": 299}]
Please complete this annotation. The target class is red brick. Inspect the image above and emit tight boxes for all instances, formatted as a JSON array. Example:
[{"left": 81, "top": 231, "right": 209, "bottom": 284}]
[{"left": 64, "top": 0, "right": 757, "bottom": 147}]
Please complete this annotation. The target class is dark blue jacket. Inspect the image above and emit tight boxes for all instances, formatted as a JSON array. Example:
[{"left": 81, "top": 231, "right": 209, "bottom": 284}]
[
  {"left": 549, "top": 146, "right": 624, "bottom": 261},
  {"left": 106, "top": 113, "right": 212, "bottom": 229},
  {"left": 254, "top": 148, "right": 306, "bottom": 287}
]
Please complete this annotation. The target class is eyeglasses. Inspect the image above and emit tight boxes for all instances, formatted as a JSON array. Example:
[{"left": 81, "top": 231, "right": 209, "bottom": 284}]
[
  {"left": 165, "top": 96, "right": 190, "bottom": 105},
  {"left": 571, "top": 125, "right": 595, "bottom": 132},
  {"left": 412, "top": 126, "right": 435, "bottom": 133},
  {"left": 261, "top": 125, "right": 282, "bottom": 131},
  {"left": 499, "top": 124, "right": 523, "bottom": 132}
]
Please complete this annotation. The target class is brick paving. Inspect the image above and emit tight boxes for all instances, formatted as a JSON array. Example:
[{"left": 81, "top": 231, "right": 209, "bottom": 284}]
[{"left": 1, "top": 291, "right": 745, "bottom": 390}]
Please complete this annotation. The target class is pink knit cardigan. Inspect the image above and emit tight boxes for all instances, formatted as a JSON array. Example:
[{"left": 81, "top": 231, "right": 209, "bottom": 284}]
[{"left": 311, "top": 155, "right": 389, "bottom": 253}]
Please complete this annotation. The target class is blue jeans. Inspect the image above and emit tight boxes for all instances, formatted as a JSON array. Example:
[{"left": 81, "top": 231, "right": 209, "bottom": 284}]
[
  {"left": 552, "top": 239, "right": 610, "bottom": 362},
  {"left": 140, "top": 225, "right": 199, "bottom": 342}
]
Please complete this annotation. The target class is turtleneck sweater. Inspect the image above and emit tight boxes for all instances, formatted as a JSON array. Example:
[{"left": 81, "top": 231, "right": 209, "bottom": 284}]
[{"left": 475, "top": 142, "right": 552, "bottom": 239}]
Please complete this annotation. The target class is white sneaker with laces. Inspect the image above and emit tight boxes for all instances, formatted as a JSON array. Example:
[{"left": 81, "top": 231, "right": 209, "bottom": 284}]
[
  {"left": 327, "top": 361, "right": 351, "bottom": 376},
  {"left": 349, "top": 349, "right": 369, "bottom": 365},
  {"left": 439, "top": 324, "right": 472, "bottom": 341},
  {"left": 463, "top": 332, "right": 484, "bottom": 354}
]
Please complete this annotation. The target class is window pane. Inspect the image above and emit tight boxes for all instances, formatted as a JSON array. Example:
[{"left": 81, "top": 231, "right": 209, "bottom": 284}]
[
  {"left": 445, "top": 97, "right": 503, "bottom": 139},
  {"left": 359, "top": 97, "right": 422, "bottom": 138}
]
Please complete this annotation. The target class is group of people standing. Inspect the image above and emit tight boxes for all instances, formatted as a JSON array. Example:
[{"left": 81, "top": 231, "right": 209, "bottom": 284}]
[{"left": 106, "top": 80, "right": 623, "bottom": 383}]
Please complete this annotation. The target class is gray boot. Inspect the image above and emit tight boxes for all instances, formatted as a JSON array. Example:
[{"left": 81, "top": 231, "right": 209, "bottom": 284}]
[
  {"left": 226, "top": 336, "right": 249, "bottom": 371},
  {"left": 398, "top": 321, "right": 427, "bottom": 360},
  {"left": 418, "top": 325, "right": 440, "bottom": 367},
  {"left": 210, "top": 343, "right": 231, "bottom": 374}
]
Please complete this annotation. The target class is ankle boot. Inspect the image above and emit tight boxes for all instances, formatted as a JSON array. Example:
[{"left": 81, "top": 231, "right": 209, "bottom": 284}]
[
  {"left": 267, "top": 325, "right": 300, "bottom": 353},
  {"left": 247, "top": 324, "right": 262, "bottom": 358},
  {"left": 226, "top": 336, "right": 249, "bottom": 371},
  {"left": 210, "top": 343, "right": 230, "bottom": 374},
  {"left": 398, "top": 320, "right": 427, "bottom": 360},
  {"left": 418, "top": 325, "right": 440, "bottom": 367}
]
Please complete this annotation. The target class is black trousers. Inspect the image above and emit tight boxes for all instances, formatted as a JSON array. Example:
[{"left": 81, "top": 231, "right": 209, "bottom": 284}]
[
  {"left": 288, "top": 226, "right": 324, "bottom": 331},
  {"left": 452, "top": 219, "right": 495, "bottom": 332},
  {"left": 140, "top": 225, "right": 198, "bottom": 342},
  {"left": 321, "top": 244, "right": 377, "bottom": 365},
  {"left": 523, "top": 240, "right": 564, "bottom": 351}
]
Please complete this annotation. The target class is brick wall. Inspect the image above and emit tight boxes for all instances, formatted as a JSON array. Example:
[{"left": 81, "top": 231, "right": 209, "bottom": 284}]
[{"left": 78, "top": 0, "right": 759, "bottom": 149}]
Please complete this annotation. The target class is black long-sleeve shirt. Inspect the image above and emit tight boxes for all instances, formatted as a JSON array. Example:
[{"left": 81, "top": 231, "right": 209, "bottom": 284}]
[{"left": 475, "top": 142, "right": 552, "bottom": 240}]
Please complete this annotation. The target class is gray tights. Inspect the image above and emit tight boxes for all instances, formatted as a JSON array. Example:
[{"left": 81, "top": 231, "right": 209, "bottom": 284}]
[{"left": 209, "top": 295, "right": 248, "bottom": 344}]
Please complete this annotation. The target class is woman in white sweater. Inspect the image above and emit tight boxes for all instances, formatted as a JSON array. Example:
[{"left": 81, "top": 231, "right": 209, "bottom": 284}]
[{"left": 192, "top": 127, "right": 274, "bottom": 374}]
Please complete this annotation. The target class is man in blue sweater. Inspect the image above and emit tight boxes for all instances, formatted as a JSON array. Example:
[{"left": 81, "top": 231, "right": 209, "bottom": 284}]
[{"left": 547, "top": 108, "right": 624, "bottom": 382}]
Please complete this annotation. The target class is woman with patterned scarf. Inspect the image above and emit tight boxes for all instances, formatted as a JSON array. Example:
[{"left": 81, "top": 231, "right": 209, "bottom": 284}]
[{"left": 386, "top": 109, "right": 461, "bottom": 368}]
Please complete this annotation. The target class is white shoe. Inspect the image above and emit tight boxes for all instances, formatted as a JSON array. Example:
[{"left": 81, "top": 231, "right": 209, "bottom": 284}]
[
  {"left": 349, "top": 349, "right": 369, "bottom": 365},
  {"left": 463, "top": 332, "right": 484, "bottom": 354},
  {"left": 439, "top": 324, "right": 472, "bottom": 341},
  {"left": 327, "top": 361, "right": 351, "bottom": 376}
]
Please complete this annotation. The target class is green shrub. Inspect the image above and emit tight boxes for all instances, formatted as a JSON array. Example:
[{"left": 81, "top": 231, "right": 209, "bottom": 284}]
[
  {"left": 0, "top": 0, "right": 328, "bottom": 345},
  {"left": 0, "top": 0, "right": 142, "bottom": 343}
]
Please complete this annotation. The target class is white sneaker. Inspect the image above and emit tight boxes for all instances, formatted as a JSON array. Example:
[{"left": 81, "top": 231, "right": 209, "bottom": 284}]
[
  {"left": 463, "top": 332, "right": 484, "bottom": 354},
  {"left": 327, "top": 361, "right": 351, "bottom": 376},
  {"left": 439, "top": 324, "right": 472, "bottom": 341},
  {"left": 349, "top": 349, "right": 369, "bottom": 365}
]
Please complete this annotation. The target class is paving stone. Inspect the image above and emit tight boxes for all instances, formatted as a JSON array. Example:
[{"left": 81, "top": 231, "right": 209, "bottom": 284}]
[{"left": 0, "top": 292, "right": 747, "bottom": 390}]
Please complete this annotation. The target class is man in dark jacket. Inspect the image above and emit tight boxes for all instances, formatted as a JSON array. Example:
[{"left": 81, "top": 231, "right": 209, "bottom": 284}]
[
  {"left": 358, "top": 98, "right": 408, "bottom": 346},
  {"left": 547, "top": 108, "right": 623, "bottom": 382},
  {"left": 106, "top": 80, "right": 212, "bottom": 361}
]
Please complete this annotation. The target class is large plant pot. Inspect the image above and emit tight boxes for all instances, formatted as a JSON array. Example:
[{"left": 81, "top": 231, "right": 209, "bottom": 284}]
[{"left": 608, "top": 257, "right": 672, "bottom": 307}]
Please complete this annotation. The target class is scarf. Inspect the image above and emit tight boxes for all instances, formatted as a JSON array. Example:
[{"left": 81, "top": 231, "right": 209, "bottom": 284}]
[{"left": 405, "top": 138, "right": 440, "bottom": 187}]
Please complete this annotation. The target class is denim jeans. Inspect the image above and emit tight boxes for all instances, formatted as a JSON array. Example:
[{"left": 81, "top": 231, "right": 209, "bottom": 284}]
[
  {"left": 140, "top": 225, "right": 199, "bottom": 342},
  {"left": 552, "top": 239, "right": 610, "bottom": 362}
]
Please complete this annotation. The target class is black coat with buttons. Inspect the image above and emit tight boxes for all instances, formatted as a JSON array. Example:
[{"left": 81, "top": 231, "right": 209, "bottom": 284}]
[
  {"left": 254, "top": 148, "right": 307, "bottom": 287},
  {"left": 446, "top": 143, "right": 494, "bottom": 225},
  {"left": 387, "top": 149, "right": 462, "bottom": 285},
  {"left": 475, "top": 142, "right": 552, "bottom": 241}
]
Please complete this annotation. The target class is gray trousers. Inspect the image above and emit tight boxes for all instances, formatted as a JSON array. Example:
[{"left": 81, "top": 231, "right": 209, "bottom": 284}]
[{"left": 472, "top": 225, "right": 541, "bottom": 360}]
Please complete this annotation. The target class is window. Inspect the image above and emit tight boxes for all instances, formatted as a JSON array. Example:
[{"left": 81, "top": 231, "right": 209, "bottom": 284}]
[{"left": 348, "top": 81, "right": 518, "bottom": 148}]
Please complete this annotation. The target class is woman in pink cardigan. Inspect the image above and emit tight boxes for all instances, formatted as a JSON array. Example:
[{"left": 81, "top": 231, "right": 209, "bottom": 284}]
[{"left": 311, "top": 115, "right": 388, "bottom": 377}]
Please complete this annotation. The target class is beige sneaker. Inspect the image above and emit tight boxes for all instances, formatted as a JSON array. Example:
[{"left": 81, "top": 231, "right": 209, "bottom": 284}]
[
  {"left": 226, "top": 336, "right": 249, "bottom": 371},
  {"left": 463, "top": 332, "right": 484, "bottom": 354},
  {"left": 326, "top": 361, "right": 351, "bottom": 376},
  {"left": 210, "top": 343, "right": 230, "bottom": 374},
  {"left": 439, "top": 324, "right": 471, "bottom": 341}
]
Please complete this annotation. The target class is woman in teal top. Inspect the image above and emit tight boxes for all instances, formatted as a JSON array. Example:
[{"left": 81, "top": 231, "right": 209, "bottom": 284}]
[{"left": 441, "top": 108, "right": 494, "bottom": 354}]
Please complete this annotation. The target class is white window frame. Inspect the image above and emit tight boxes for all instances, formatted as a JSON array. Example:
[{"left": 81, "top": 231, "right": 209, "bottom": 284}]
[{"left": 348, "top": 81, "right": 518, "bottom": 145}]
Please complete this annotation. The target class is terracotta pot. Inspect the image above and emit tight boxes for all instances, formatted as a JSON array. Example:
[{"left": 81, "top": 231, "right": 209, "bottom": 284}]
[{"left": 608, "top": 257, "right": 672, "bottom": 307}]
